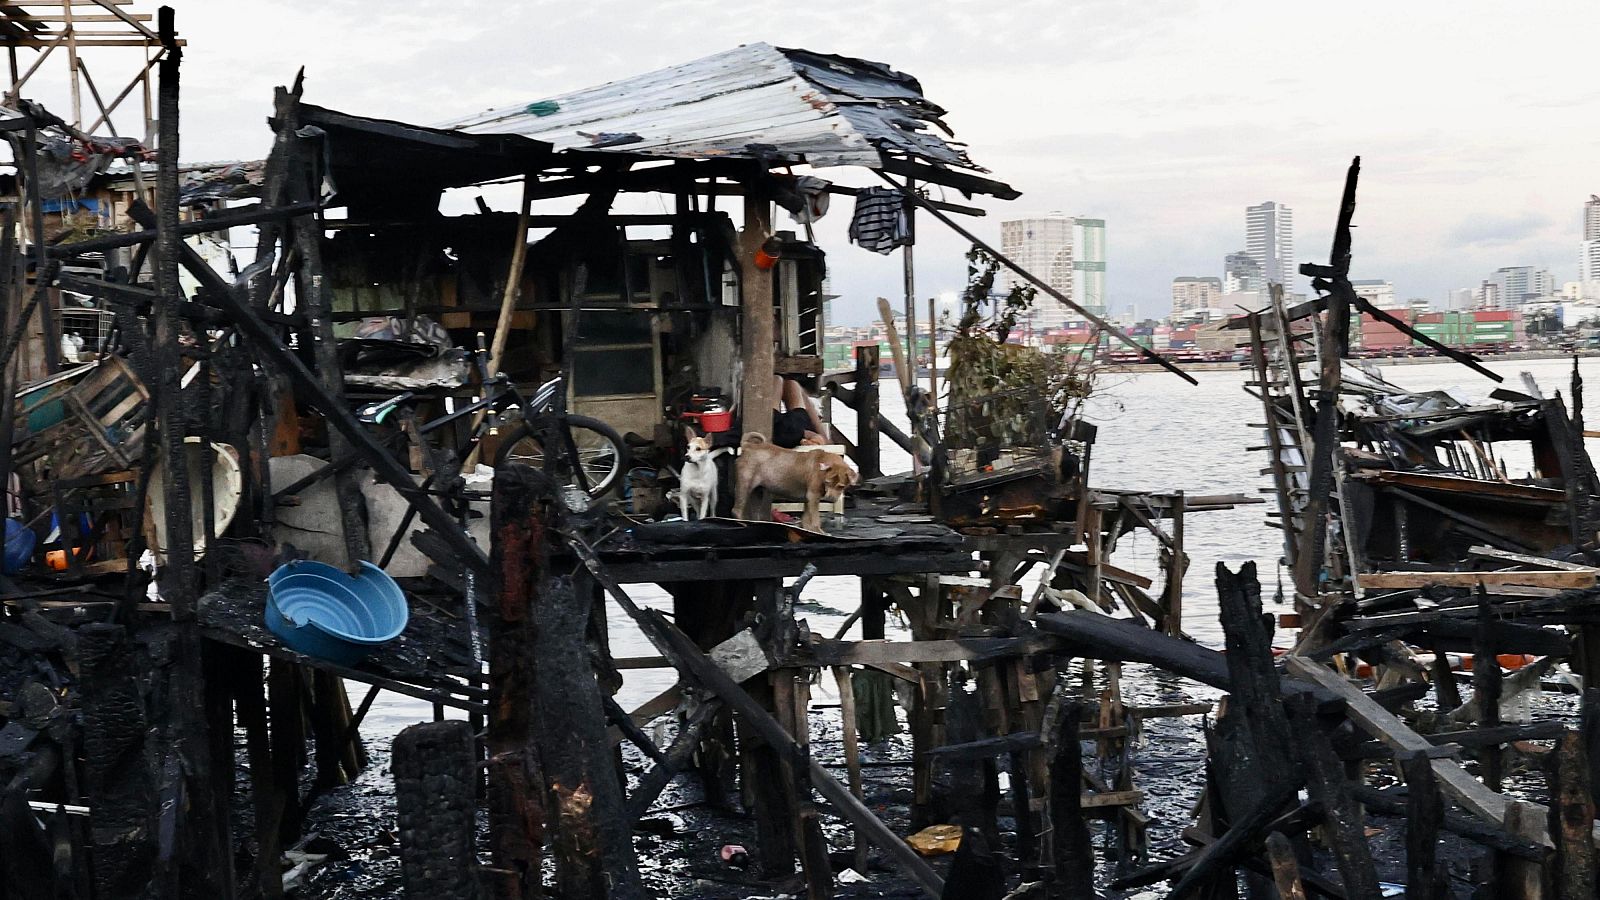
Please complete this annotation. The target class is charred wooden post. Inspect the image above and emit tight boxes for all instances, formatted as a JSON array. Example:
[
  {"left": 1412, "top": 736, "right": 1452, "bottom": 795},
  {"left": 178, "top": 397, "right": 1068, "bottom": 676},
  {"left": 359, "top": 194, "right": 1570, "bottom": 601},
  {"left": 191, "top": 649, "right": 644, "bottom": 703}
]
[
  {"left": 486, "top": 463, "right": 547, "bottom": 899},
  {"left": 150, "top": 8, "right": 230, "bottom": 895},
  {"left": 1474, "top": 594, "right": 1504, "bottom": 791},
  {"left": 1049, "top": 698, "right": 1094, "bottom": 899},
  {"left": 855, "top": 344, "right": 882, "bottom": 479},
  {"left": 1297, "top": 157, "right": 1360, "bottom": 595},
  {"left": 1545, "top": 731, "right": 1596, "bottom": 900},
  {"left": 1501, "top": 801, "right": 1546, "bottom": 900},
  {"left": 1211, "top": 561, "right": 1297, "bottom": 900},
  {"left": 1401, "top": 753, "right": 1447, "bottom": 900},
  {"left": 1215, "top": 563, "right": 1296, "bottom": 796},
  {"left": 1283, "top": 693, "right": 1383, "bottom": 899},
  {"left": 1581, "top": 689, "right": 1600, "bottom": 819},
  {"left": 534, "top": 567, "right": 644, "bottom": 898},
  {"left": 267, "top": 660, "right": 307, "bottom": 844},
  {"left": 274, "top": 82, "right": 371, "bottom": 567},
  {"left": 394, "top": 720, "right": 481, "bottom": 900},
  {"left": 1264, "top": 832, "right": 1307, "bottom": 900},
  {"left": 1431, "top": 651, "right": 1463, "bottom": 712},
  {"left": 940, "top": 826, "right": 1005, "bottom": 900},
  {"left": 1164, "top": 491, "right": 1187, "bottom": 637},
  {"left": 79, "top": 623, "right": 155, "bottom": 899},
  {"left": 230, "top": 649, "right": 283, "bottom": 900}
]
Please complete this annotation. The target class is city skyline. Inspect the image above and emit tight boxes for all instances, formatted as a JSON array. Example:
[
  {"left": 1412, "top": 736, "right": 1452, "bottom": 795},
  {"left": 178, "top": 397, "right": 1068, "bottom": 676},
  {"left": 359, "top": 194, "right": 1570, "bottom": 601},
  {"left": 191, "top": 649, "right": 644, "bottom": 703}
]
[{"left": 22, "top": 1, "right": 1592, "bottom": 327}]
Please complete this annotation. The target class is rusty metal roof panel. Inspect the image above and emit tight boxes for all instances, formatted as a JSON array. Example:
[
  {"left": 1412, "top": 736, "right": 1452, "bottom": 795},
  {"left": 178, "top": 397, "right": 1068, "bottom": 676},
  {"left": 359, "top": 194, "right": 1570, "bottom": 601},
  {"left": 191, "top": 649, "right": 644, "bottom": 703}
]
[{"left": 439, "top": 42, "right": 987, "bottom": 175}]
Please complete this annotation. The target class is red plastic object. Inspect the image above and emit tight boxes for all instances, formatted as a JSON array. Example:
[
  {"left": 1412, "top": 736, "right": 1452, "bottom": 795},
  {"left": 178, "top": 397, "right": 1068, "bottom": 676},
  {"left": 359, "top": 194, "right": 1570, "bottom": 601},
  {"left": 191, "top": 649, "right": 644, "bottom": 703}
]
[{"left": 682, "top": 409, "right": 732, "bottom": 433}]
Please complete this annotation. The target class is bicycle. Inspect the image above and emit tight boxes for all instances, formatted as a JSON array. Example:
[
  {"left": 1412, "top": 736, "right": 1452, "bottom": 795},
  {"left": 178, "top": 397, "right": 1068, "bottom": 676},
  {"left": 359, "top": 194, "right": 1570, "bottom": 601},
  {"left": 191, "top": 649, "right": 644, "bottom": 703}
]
[{"left": 355, "top": 335, "right": 629, "bottom": 499}]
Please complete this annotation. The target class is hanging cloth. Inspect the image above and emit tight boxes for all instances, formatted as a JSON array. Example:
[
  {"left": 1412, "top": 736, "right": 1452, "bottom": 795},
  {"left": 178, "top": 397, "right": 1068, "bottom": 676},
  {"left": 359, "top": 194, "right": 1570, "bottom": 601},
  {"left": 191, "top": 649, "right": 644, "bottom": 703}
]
[{"left": 848, "top": 187, "right": 910, "bottom": 254}]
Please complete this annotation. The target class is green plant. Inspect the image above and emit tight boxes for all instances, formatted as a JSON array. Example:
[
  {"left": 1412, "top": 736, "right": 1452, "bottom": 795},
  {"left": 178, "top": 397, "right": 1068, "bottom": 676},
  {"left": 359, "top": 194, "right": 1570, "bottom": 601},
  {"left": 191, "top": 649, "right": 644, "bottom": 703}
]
[{"left": 944, "top": 245, "right": 1093, "bottom": 451}]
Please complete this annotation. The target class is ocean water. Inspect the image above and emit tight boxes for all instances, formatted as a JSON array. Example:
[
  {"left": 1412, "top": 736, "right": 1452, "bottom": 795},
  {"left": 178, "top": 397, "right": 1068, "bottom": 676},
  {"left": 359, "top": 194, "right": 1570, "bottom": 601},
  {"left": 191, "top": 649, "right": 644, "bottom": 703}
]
[{"left": 360, "top": 354, "right": 1600, "bottom": 729}]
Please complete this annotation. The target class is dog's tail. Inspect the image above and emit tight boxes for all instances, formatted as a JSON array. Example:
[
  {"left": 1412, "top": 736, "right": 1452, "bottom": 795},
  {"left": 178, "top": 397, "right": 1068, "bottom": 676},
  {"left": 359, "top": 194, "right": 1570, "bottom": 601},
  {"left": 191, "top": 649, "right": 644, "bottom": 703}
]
[{"left": 741, "top": 432, "right": 769, "bottom": 448}]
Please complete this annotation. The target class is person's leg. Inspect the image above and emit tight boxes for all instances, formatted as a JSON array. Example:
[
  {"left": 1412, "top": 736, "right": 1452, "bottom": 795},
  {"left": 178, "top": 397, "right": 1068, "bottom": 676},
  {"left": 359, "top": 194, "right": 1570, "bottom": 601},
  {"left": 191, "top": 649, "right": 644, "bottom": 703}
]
[
  {"left": 772, "top": 375, "right": 788, "bottom": 412},
  {"left": 786, "top": 380, "right": 826, "bottom": 437}
]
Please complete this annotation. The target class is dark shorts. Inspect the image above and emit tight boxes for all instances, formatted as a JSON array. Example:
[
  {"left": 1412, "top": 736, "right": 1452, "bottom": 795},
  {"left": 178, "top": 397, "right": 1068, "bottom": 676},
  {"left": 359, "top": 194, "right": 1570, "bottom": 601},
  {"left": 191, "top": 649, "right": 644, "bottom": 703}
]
[{"left": 772, "top": 408, "right": 811, "bottom": 448}]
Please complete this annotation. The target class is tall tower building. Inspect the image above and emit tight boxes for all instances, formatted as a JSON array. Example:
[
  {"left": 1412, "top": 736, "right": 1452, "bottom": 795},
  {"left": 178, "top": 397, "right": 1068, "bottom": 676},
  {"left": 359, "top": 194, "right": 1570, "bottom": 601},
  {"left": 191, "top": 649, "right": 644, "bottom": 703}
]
[
  {"left": 1245, "top": 202, "right": 1295, "bottom": 292},
  {"left": 1581, "top": 195, "right": 1600, "bottom": 296},
  {"left": 1072, "top": 218, "right": 1106, "bottom": 320}
]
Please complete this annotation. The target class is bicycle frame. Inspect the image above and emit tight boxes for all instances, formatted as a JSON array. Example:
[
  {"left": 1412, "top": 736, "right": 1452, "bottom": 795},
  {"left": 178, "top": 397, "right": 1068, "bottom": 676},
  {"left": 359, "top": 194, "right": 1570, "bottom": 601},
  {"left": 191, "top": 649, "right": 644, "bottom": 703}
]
[{"left": 355, "top": 335, "right": 593, "bottom": 494}]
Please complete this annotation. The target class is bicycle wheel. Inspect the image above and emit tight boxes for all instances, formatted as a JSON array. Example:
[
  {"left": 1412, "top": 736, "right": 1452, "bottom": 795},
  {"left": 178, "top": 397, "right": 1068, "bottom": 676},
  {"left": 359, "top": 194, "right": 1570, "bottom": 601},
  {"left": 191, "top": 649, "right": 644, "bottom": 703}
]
[{"left": 497, "top": 416, "right": 630, "bottom": 498}]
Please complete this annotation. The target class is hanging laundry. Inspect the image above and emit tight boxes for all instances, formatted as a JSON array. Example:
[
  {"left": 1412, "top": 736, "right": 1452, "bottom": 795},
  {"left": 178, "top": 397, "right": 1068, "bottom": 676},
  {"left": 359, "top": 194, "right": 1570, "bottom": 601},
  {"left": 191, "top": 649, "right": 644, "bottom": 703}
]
[
  {"left": 772, "top": 174, "right": 832, "bottom": 224},
  {"left": 848, "top": 187, "right": 909, "bottom": 254}
]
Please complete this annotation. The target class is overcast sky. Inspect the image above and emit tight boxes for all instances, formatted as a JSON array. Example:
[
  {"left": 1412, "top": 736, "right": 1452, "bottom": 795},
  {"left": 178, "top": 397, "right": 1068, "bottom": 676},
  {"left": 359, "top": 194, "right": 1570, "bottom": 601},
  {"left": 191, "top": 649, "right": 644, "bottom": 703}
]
[{"left": 29, "top": 1, "right": 1600, "bottom": 324}]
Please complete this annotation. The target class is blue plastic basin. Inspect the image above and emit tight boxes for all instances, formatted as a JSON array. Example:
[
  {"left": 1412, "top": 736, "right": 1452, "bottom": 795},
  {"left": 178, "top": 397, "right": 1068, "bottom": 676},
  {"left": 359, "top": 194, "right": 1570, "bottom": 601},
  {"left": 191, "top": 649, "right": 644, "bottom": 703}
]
[{"left": 265, "top": 560, "right": 409, "bottom": 666}]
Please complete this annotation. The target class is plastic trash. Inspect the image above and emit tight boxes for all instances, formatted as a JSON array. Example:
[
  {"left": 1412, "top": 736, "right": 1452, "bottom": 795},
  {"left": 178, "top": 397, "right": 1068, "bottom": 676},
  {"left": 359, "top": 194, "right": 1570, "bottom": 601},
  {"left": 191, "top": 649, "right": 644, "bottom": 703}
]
[{"left": 265, "top": 560, "right": 409, "bottom": 666}]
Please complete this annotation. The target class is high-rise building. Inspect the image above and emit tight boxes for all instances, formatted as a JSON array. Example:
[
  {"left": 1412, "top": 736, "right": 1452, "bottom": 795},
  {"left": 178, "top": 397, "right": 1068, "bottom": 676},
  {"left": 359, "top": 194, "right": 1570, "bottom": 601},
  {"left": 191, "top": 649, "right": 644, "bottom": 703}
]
[
  {"left": 1072, "top": 218, "right": 1106, "bottom": 320},
  {"left": 1489, "top": 266, "right": 1555, "bottom": 306},
  {"left": 1580, "top": 195, "right": 1600, "bottom": 297},
  {"left": 1245, "top": 202, "right": 1295, "bottom": 292},
  {"left": 1171, "top": 276, "right": 1223, "bottom": 318},
  {"left": 1000, "top": 215, "right": 1073, "bottom": 330},
  {"left": 1000, "top": 214, "right": 1105, "bottom": 330},
  {"left": 1350, "top": 279, "right": 1397, "bottom": 308},
  {"left": 1447, "top": 288, "right": 1474, "bottom": 310},
  {"left": 1224, "top": 250, "right": 1264, "bottom": 294}
]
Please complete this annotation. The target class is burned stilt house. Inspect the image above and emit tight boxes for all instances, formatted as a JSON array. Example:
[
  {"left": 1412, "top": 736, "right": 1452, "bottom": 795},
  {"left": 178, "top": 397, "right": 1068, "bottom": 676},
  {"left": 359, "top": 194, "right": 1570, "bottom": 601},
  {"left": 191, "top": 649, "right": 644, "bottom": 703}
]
[{"left": 3, "top": 7, "right": 1597, "bottom": 900}]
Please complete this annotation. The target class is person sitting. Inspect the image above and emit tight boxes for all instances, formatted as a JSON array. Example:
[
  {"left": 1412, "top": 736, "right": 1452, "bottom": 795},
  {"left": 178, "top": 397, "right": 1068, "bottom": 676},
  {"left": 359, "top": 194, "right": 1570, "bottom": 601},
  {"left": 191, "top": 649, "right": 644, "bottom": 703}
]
[{"left": 772, "top": 376, "right": 827, "bottom": 448}]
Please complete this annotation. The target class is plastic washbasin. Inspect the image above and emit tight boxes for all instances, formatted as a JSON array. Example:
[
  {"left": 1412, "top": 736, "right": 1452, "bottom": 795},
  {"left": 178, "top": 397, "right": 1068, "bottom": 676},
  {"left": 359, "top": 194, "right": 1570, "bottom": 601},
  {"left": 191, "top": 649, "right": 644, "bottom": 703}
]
[{"left": 265, "top": 560, "right": 409, "bottom": 666}]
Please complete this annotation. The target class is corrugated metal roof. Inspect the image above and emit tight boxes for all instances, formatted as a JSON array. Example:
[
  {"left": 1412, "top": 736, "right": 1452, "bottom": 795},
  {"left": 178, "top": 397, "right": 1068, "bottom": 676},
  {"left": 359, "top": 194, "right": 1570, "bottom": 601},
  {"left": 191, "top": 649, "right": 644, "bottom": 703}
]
[{"left": 438, "top": 42, "right": 991, "bottom": 176}]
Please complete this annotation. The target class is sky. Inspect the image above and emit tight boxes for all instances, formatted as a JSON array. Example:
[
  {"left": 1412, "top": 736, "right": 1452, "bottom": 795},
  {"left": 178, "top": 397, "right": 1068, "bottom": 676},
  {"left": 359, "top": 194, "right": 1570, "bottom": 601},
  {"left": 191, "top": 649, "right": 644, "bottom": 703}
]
[{"left": 19, "top": 0, "right": 1600, "bottom": 325}]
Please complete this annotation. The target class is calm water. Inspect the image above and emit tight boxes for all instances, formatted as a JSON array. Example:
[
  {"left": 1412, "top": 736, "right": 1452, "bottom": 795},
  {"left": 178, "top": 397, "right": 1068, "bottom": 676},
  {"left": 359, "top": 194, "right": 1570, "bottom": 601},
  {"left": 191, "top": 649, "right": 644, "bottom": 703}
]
[{"left": 361, "top": 354, "right": 1600, "bottom": 731}]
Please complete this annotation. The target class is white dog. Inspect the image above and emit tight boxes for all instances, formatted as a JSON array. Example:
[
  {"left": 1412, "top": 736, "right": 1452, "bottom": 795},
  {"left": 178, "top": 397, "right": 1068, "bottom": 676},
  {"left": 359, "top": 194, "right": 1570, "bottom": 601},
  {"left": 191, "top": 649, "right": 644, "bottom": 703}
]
[{"left": 678, "top": 434, "right": 726, "bottom": 520}]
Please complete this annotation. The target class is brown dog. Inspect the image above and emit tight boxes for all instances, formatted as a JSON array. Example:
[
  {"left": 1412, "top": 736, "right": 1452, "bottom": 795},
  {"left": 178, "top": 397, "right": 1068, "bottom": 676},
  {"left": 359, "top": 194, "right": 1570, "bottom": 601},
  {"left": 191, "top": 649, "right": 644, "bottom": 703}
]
[{"left": 732, "top": 433, "right": 858, "bottom": 531}]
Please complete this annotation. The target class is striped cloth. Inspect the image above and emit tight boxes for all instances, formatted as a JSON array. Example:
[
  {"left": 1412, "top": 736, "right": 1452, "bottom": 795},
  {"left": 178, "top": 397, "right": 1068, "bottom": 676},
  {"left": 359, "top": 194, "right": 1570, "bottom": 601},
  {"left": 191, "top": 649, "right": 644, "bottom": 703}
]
[{"left": 848, "top": 187, "right": 910, "bottom": 254}]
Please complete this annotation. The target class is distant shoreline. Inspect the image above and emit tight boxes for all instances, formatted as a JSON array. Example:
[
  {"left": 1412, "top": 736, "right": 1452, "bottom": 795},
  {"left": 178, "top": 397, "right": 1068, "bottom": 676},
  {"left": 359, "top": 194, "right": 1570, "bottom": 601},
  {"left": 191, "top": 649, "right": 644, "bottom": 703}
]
[{"left": 1099, "top": 347, "right": 1600, "bottom": 373}]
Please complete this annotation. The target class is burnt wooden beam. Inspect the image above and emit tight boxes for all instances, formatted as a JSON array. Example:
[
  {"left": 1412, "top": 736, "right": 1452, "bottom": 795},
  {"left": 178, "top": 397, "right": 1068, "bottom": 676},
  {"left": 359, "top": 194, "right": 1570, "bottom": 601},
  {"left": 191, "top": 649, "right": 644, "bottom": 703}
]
[
  {"left": 1379, "top": 486, "right": 1538, "bottom": 555},
  {"left": 1345, "top": 721, "right": 1566, "bottom": 761},
  {"left": 41, "top": 200, "right": 321, "bottom": 258},
  {"left": 1351, "top": 783, "right": 1544, "bottom": 859},
  {"left": 1350, "top": 295, "right": 1502, "bottom": 383},
  {"left": 625, "top": 697, "right": 723, "bottom": 821},
  {"left": 923, "top": 731, "right": 1040, "bottom": 760}
]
